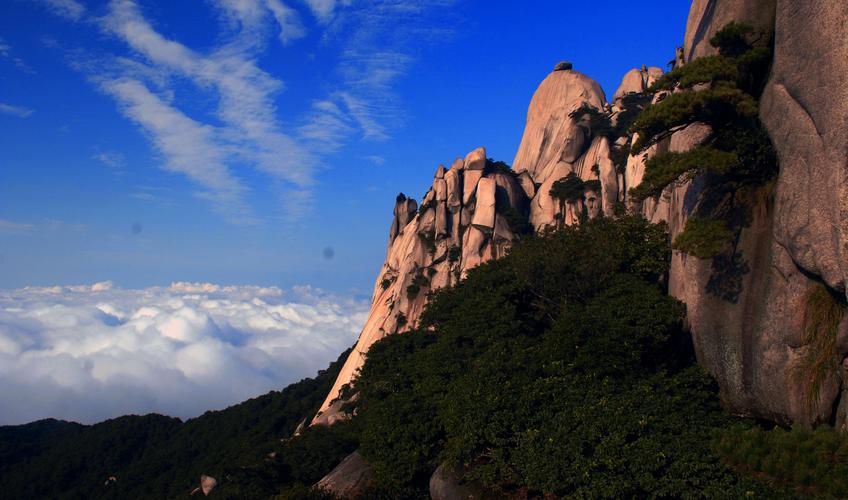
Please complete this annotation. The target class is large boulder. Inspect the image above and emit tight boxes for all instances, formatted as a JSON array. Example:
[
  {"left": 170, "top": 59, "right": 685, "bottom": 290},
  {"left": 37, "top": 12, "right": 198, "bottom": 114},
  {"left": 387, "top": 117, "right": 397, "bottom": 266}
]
[
  {"left": 315, "top": 451, "right": 374, "bottom": 499},
  {"left": 512, "top": 69, "right": 605, "bottom": 184},
  {"left": 471, "top": 177, "right": 496, "bottom": 231},
  {"left": 612, "top": 66, "right": 663, "bottom": 104}
]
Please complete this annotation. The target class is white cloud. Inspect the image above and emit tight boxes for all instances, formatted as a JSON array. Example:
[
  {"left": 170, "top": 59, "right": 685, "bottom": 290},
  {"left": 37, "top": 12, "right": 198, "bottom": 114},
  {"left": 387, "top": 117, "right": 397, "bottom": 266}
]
[
  {"left": 303, "top": 0, "right": 351, "bottom": 23},
  {"left": 0, "top": 282, "right": 368, "bottom": 424},
  {"left": 37, "top": 0, "right": 86, "bottom": 21},
  {"left": 263, "top": 0, "right": 307, "bottom": 44},
  {"left": 94, "top": 0, "right": 318, "bottom": 219},
  {"left": 45, "top": 0, "right": 454, "bottom": 221},
  {"left": 0, "top": 103, "right": 34, "bottom": 118}
]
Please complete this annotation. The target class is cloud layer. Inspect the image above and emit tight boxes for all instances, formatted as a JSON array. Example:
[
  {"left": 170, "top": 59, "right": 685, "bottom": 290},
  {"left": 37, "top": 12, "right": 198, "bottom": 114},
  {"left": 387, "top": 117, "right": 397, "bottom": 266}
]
[{"left": 0, "top": 282, "right": 367, "bottom": 425}]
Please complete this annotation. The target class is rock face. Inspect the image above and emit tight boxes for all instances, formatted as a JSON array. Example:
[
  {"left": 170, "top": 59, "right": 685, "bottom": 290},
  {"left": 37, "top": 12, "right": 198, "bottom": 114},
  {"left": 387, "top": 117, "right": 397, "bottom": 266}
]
[
  {"left": 313, "top": 147, "right": 529, "bottom": 424},
  {"left": 760, "top": 0, "right": 848, "bottom": 296},
  {"left": 612, "top": 66, "right": 663, "bottom": 104},
  {"left": 683, "top": 0, "right": 777, "bottom": 63},
  {"left": 639, "top": 0, "right": 848, "bottom": 426},
  {"left": 512, "top": 68, "right": 620, "bottom": 230},
  {"left": 315, "top": 451, "right": 374, "bottom": 499}
]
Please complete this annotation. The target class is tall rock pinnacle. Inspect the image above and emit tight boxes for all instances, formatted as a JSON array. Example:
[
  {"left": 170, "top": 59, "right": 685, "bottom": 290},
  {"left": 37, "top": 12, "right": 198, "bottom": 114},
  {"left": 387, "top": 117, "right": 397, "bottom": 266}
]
[{"left": 312, "top": 147, "right": 530, "bottom": 425}]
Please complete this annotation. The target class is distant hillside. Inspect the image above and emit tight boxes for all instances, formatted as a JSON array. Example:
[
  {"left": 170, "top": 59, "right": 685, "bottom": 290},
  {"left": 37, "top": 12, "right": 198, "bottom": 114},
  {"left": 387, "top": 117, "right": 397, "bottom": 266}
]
[{"left": 0, "top": 348, "right": 353, "bottom": 499}]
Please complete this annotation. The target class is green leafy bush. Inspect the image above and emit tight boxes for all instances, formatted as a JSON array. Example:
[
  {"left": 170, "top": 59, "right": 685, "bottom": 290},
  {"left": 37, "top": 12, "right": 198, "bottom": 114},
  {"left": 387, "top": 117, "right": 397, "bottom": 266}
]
[
  {"left": 629, "top": 148, "right": 740, "bottom": 202},
  {"left": 569, "top": 103, "right": 613, "bottom": 138},
  {"left": 550, "top": 172, "right": 585, "bottom": 204},
  {"left": 673, "top": 218, "right": 734, "bottom": 259}
]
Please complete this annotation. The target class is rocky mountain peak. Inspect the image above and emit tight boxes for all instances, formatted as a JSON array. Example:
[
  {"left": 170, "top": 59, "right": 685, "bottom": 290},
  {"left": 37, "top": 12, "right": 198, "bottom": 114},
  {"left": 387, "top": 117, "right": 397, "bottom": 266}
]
[{"left": 313, "top": 146, "right": 530, "bottom": 425}]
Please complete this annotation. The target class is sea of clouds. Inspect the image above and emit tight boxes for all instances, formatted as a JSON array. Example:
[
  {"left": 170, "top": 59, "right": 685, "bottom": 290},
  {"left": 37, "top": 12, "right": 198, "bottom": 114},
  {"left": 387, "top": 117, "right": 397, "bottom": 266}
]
[{"left": 0, "top": 281, "right": 369, "bottom": 425}]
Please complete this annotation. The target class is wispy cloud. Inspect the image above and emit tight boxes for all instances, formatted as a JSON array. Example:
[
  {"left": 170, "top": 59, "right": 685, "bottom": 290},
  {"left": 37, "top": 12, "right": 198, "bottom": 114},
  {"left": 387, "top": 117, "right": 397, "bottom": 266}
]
[
  {"left": 92, "top": 150, "right": 126, "bottom": 171},
  {"left": 37, "top": 0, "right": 86, "bottom": 21},
  {"left": 0, "top": 38, "right": 35, "bottom": 73},
  {"left": 42, "top": 0, "right": 456, "bottom": 222},
  {"left": 302, "top": 0, "right": 456, "bottom": 143},
  {"left": 263, "top": 0, "right": 307, "bottom": 44},
  {"left": 100, "top": 77, "right": 255, "bottom": 224},
  {"left": 0, "top": 219, "right": 35, "bottom": 233},
  {"left": 94, "top": 0, "right": 319, "bottom": 221},
  {"left": 303, "top": 0, "right": 350, "bottom": 23},
  {"left": 0, "top": 103, "right": 34, "bottom": 118},
  {"left": 363, "top": 155, "right": 385, "bottom": 166}
]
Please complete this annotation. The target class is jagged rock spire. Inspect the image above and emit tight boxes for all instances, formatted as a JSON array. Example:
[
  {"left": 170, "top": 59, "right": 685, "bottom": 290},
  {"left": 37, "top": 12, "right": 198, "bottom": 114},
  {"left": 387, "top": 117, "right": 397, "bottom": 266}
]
[{"left": 313, "top": 147, "right": 529, "bottom": 425}]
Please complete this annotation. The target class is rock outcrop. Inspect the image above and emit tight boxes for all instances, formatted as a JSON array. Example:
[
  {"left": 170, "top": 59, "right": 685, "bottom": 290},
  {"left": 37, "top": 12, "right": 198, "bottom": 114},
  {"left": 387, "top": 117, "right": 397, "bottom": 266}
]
[
  {"left": 313, "top": 147, "right": 530, "bottom": 424},
  {"left": 641, "top": 0, "right": 848, "bottom": 426},
  {"left": 683, "top": 0, "right": 777, "bottom": 63},
  {"left": 760, "top": 0, "right": 848, "bottom": 296},
  {"left": 311, "top": 0, "right": 848, "bottom": 431},
  {"left": 429, "top": 463, "right": 486, "bottom": 500},
  {"left": 190, "top": 475, "right": 217, "bottom": 496},
  {"left": 512, "top": 65, "right": 621, "bottom": 230},
  {"left": 314, "top": 451, "right": 374, "bottom": 499}
]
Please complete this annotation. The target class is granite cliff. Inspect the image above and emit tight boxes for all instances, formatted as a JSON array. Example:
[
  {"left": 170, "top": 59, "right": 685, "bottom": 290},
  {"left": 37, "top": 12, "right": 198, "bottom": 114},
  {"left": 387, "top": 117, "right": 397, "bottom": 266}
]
[{"left": 314, "top": 0, "right": 848, "bottom": 433}]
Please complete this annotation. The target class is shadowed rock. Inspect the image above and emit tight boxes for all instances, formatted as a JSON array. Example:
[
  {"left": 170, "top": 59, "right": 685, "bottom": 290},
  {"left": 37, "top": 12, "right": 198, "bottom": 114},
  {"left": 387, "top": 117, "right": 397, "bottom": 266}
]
[{"left": 315, "top": 451, "right": 374, "bottom": 499}]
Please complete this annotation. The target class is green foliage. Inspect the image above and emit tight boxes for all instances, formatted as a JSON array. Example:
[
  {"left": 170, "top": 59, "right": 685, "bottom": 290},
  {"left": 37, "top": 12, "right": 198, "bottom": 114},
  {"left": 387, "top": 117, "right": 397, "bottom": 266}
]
[
  {"left": 352, "top": 217, "right": 781, "bottom": 497},
  {"left": 569, "top": 103, "right": 613, "bottom": 138},
  {"left": 395, "top": 192, "right": 407, "bottom": 203},
  {"left": 709, "top": 21, "right": 756, "bottom": 58},
  {"left": 274, "top": 483, "right": 339, "bottom": 500},
  {"left": 406, "top": 272, "right": 430, "bottom": 299},
  {"left": 484, "top": 158, "right": 516, "bottom": 177},
  {"left": 629, "top": 148, "right": 740, "bottom": 201},
  {"left": 610, "top": 141, "right": 632, "bottom": 175},
  {"left": 716, "top": 424, "right": 848, "bottom": 497},
  {"left": 614, "top": 92, "right": 653, "bottom": 138},
  {"left": 0, "top": 350, "right": 355, "bottom": 499},
  {"left": 631, "top": 82, "right": 758, "bottom": 153},
  {"left": 447, "top": 245, "right": 461, "bottom": 263},
  {"left": 380, "top": 276, "right": 394, "bottom": 290},
  {"left": 549, "top": 172, "right": 585, "bottom": 204},
  {"left": 650, "top": 55, "right": 739, "bottom": 91},
  {"left": 794, "top": 284, "right": 846, "bottom": 416},
  {"left": 584, "top": 179, "right": 602, "bottom": 193},
  {"left": 673, "top": 218, "right": 735, "bottom": 259},
  {"left": 280, "top": 423, "right": 359, "bottom": 485}
]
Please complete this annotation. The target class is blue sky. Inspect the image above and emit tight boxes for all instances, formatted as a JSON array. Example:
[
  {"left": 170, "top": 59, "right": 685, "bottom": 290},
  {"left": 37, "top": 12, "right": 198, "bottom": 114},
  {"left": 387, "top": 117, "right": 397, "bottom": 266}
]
[{"left": 0, "top": 0, "right": 691, "bottom": 295}]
